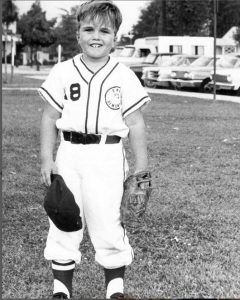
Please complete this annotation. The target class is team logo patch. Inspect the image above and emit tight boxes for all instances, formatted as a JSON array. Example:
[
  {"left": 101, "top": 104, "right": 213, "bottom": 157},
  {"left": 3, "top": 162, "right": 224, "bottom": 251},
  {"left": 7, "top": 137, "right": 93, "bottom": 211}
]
[{"left": 105, "top": 86, "right": 121, "bottom": 110}]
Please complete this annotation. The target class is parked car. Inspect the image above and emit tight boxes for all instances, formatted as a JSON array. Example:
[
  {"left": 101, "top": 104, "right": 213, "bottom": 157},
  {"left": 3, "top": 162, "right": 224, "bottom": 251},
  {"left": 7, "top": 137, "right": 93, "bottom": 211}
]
[
  {"left": 111, "top": 46, "right": 124, "bottom": 57},
  {"left": 129, "top": 52, "right": 178, "bottom": 83},
  {"left": 114, "top": 44, "right": 156, "bottom": 66},
  {"left": 142, "top": 54, "right": 199, "bottom": 88},
  {"left": 206, "top": 55, "right": 240, "bottom": 95},
  {"left": 169, "top": 56, "right": 217, "bottom": 92}
]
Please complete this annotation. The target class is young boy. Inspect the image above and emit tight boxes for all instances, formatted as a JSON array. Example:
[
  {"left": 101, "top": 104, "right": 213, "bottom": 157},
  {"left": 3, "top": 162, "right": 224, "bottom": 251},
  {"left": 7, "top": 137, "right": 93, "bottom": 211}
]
[{"left": 38, "top": 0, "right": 151, "bottom": 298}]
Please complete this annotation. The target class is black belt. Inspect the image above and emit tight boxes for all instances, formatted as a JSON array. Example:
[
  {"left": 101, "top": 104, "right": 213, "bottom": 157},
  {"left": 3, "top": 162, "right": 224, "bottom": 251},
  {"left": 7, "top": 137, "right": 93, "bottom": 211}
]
[{"left": 63, "top": 131, "right": 121, "bottom": 144}]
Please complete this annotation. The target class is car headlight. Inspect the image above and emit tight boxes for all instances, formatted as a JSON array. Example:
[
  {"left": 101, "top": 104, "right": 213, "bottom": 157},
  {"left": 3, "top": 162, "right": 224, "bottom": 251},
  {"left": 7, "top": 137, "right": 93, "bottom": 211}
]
[
  {"left": 184, "top": 72, "right": 194, "bottom": 79},
  {"left": 227, "top": 75, "right": 232, "bottom": 82},
  {"left": 171, "top": 72, "right": 176, "bottom": 78}
]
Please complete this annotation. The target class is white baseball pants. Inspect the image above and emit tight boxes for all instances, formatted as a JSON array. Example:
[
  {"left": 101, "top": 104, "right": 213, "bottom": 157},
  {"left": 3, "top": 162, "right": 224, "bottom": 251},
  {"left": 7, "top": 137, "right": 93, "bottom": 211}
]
[{"left": 44, "top": 139, "right": 134, "bottom": 269}]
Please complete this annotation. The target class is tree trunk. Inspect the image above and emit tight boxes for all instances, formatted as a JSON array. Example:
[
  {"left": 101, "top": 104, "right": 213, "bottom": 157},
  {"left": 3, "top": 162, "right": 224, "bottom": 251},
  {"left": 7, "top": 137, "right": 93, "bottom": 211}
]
[
  {"left": 35, "top": 47, "right": 40, "bottom": 71},
  {"left": 30, "top": 46, "right": 33, "bottom": 66},
  {"left": 4, "top": 26, "right": 8, "bottom": 83}
]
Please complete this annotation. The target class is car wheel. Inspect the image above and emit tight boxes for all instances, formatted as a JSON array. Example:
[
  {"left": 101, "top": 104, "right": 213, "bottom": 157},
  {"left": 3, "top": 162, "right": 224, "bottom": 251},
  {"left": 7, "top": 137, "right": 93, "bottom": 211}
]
[
  {"left": 144, "top": 80, "right": 157, "bottom": 88},
  {"left": 172, "top": 83, "right": 181, "bottom": 91},
  {"left": 199, "top": 78, "right": 211, "bottom": 93}
]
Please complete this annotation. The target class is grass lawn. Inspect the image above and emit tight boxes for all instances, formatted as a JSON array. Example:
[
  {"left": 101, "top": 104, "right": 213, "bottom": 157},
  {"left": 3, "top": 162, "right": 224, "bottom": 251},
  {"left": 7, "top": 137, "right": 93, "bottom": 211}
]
[
  {"left": 2, "top": 79, "right": 240, "bottom": 299},
  {"left": 2, "top": 73, "right": 44, "bottom": 88}
]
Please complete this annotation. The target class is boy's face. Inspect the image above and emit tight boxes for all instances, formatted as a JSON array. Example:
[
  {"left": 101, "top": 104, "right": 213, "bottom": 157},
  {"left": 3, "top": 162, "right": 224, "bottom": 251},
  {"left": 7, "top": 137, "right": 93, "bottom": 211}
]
[{"left": 77, "top": 16, "right": 116, "bottom": 63}]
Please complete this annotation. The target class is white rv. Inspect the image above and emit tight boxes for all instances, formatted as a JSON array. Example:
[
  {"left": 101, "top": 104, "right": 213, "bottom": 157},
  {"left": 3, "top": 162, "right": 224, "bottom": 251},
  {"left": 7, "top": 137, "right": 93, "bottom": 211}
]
[{"left": 115, "top": 38, "right": 157, "bottom": 66}]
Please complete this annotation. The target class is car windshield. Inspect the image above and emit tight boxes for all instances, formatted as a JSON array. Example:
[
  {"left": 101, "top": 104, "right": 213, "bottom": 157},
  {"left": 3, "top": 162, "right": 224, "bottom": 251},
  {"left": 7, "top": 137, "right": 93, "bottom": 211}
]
[
  {"left": 216, "top": 56, "right": 239, "bottom": 68},
  {"left": 120, "top": 47, "right": 135, "bottom": 57},
  {"left": 143, "top": 53, "right": 157, "bottom": 64},
  {"left": 190, "top": 56, "right": 213, "bottom": 67},
  {"left": 155, "top": 55, "right": 177, "bottom": 66},
  {"left": 159, "top": 55, "right": 189, "bottom": 67}
]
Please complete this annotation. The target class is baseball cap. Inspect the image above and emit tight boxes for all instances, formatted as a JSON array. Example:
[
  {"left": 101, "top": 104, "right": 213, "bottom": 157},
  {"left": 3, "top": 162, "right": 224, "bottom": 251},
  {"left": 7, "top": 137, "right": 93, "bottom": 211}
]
[{"left": 44, "top": 174, "right": 82, "bottom": 232}]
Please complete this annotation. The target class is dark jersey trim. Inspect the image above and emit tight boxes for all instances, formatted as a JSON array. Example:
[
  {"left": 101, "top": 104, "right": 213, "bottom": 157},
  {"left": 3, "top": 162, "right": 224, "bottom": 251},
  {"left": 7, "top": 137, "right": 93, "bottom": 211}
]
[
  {"left": 122, "top": 96, "right": 149, "bottom": 117},
  {"left": 84, "top": 56, "right": 111, "bottom": 134},
  {"left": 80, "top": 56, "right": 94, "bottom": 74},
  {"left": 72, "top": 58, "right": 88, "bottom": 84},
  {"left": 95, "top": 62, "right": 119, "bottom": 134},
  {"left": 39, "top": 87, "right": 63, "bottom": 110}
]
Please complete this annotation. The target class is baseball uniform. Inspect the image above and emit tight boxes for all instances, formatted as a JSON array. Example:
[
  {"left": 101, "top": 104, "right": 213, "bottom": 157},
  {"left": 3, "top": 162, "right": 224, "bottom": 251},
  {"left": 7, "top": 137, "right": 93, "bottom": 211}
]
[{"left": 38, "top": 53, "right": 151, "bottom": 269}]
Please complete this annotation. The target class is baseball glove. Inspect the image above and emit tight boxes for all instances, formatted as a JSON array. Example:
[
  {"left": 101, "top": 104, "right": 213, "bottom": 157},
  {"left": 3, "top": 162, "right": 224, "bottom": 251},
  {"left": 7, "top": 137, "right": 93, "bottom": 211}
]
[{"left": 120, "top": 171, "right": 152, "bottom": 233}]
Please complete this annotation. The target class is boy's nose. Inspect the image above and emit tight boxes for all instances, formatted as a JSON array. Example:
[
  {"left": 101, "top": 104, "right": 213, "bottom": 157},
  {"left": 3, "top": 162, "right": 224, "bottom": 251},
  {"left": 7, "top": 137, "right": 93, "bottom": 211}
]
[{"left": 92, "top": 30, "right": 100, "bottom": 39}]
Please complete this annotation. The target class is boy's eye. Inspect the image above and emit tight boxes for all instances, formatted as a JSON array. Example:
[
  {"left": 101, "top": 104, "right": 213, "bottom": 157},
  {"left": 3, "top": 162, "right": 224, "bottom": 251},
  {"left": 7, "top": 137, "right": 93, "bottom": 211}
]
[
  {"left": 101, "top": 29, "right": 110, "bottom": 33},
  {"left": 83, "top": 27, "right": 93, "bottom": 32}
]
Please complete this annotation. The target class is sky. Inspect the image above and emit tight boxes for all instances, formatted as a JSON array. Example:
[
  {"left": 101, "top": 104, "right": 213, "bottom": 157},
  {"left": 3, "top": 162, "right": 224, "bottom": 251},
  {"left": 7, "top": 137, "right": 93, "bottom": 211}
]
[{"left": 15, "top": 0, "right": 149, "bottom": 37}]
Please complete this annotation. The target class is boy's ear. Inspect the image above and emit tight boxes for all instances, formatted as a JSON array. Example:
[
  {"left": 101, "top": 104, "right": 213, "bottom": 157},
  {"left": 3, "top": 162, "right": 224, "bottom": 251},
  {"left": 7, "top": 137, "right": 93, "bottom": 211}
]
[
  {"left": 76, "top": 31, "right": 80, "bottom": 43},
  {"left": 110, "top": 36, "right": 118, "bottom": 53}
]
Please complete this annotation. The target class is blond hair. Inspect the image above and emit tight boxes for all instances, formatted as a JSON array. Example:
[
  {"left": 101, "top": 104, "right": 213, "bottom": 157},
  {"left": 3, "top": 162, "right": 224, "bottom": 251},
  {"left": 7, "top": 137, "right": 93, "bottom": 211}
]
[{"left": 76, "top": 0, "right": 122, "bottom": 34}]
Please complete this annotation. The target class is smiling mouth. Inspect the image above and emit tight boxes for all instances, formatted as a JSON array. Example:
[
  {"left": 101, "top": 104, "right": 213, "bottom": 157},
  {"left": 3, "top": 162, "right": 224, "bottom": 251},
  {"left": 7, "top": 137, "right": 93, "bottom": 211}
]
[{"left": 90, "top": 44, "right": 102, "bottom": 48}]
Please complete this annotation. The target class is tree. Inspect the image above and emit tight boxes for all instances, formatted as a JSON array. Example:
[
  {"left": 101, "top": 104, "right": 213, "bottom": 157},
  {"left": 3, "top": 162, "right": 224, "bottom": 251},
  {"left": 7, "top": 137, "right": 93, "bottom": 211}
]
[
  {"left": 2, "top": 0, "right": 18, "bottom": 26},
  {"left": 208, "top": 0, "right": 240, "bottom": 38},
  {"left": 234, "top": 27, "right": 240, "bottom": 44},
  {"left": 132, "top": 0, "right": 166, "bottom": 39},
  {"left": 2, "top": 0, "right": 18, "bottom": 82},
  {"left": 132, "top": 0, "right": 212, "bottom": 40},
  {"left": 166, "top": 0, "right": 212, "bottom": 36},
  {"left": 17, "top": 0, "right": 56, "bottom": 68},
  {"left": 52, "top": 6, "right": 79, "bottom": 60}
]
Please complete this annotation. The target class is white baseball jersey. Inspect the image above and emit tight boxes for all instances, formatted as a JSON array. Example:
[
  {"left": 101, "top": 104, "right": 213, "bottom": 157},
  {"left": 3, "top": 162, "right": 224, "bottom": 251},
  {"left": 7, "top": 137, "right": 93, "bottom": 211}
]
[{"left": 38, "top": 53, "right": 151, "bottom": 137}]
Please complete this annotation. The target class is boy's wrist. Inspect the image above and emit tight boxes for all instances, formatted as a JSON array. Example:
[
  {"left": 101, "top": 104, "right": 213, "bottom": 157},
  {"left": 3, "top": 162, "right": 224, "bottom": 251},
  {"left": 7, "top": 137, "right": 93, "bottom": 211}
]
[
  {"left": 134, "top": 167, "right": 149, "bottom": 174},
  {"left": 40, "top": 154, "right": 54, "bottom": 164}
]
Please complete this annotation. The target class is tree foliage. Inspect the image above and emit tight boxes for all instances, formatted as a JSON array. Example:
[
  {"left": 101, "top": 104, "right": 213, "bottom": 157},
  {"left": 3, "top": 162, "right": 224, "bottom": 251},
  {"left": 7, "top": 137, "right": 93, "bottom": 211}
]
[
  {"left": 52, "top": 6, "right": 80, "bottom": 60},
  {"left": 211, "top": 0, "right": 240, "bottom": 38},
  {"left": 234, "top": 27, "right": 240, "bottom": 44},
  {"left": 17, "top": 0, "right": 56, "bottom": 63},
  {"left": 2, "top": 0, "right": 19, "bottom": 82},
  {"left": 132, "top": 0, "right": 212, "bottom": 39},
  {"left": 2, "top": 0, "right": 18, "bottom": 28},
  {"left": 132, "top": 0, "right": 240, "bottom": 41}
]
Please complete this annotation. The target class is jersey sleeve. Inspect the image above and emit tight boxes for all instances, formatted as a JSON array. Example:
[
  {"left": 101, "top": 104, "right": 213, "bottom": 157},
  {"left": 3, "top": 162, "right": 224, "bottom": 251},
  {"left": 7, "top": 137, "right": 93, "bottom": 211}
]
[
  {"left": 38, "top": 63, "right": 64, "bottom": 112},
  {"left": 121, "top": 67, "right": 151, "bottom": 118}
]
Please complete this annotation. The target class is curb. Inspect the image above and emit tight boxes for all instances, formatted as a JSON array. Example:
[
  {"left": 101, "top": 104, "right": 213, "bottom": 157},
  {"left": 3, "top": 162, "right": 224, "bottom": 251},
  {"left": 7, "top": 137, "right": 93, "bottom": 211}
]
[{"left": 146, "top": 87, "right": 240, "bottom": 104}]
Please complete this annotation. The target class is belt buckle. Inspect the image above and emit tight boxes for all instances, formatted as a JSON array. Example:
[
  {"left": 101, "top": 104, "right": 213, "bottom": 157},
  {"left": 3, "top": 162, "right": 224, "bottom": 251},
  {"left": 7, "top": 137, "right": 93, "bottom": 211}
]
[
  {"left": 82, "top": 133, "right": 87, "bottom": 145},
  {"left": 69, "top": 132, "right": 74, "bottom": 143},
  {"left": 69, "top": 132, "right": 78, "bottom": 144}
]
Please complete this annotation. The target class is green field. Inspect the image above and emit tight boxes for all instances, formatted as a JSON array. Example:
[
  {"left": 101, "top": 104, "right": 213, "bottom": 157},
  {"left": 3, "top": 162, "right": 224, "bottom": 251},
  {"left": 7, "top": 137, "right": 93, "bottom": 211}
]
[{"left": 2, "top": 82, "right": 240, "bottom": 299}]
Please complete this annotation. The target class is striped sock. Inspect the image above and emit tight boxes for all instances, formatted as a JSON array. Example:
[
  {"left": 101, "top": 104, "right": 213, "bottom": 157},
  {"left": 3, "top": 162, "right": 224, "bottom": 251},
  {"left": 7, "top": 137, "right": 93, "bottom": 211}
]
[
  {"left": 52, "top": 260, "right": 75, "bottom": 298},
  {"left": 104, "top": 266, "right": 125, "bottom": 298}
]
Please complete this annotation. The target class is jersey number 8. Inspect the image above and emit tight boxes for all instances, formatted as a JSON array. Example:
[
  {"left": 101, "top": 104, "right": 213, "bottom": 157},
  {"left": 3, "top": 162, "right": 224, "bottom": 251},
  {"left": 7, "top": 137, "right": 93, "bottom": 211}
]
[{"left": 70, "top": 83, "right": 81, "bottom": 101}]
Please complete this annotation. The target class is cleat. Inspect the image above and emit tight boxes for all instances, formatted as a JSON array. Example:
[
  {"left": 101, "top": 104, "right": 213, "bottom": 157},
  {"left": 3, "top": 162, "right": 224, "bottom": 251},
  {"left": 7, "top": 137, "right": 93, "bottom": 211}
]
[
  {"left": 52, "top": 292, "right": 68, "bottom": 299},
  {"left": 110, "top": 292, "right": 125, "bottom": 299}
]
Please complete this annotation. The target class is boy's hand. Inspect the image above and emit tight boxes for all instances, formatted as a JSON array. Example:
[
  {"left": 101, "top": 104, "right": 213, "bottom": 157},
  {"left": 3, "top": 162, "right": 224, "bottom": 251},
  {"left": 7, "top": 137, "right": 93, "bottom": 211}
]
[{"left": 41, "top": 159, "right": 57, "bottom": 186}]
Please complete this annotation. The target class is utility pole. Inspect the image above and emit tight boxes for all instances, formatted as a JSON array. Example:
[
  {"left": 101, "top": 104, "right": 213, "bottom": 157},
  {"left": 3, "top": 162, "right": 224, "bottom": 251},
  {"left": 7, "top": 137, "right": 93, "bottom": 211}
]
[
  {"left": 213, "top": 0, "right": 218, "bottom": 100},
  {"left": 10, "top": 33, "right": 14, "bottom": 82},
  {"left": 58, "top": 44, "right": 62, "bottom": 63}
]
